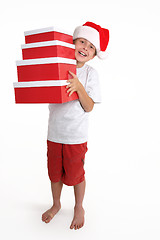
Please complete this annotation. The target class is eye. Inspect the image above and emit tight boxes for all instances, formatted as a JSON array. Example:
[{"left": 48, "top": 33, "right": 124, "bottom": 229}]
[
  {"left": 81, "top": 40, "right": 85, "bottom": 44},
  {"left": 90, "top": 45, "right": 95, "bottom": 50}
]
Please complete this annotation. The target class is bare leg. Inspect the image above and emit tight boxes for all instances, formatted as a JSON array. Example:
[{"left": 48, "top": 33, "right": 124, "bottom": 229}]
[
  {"left": 70, "top": 180, "right": 86, "bottom": 230},
  {"left": 42, "top": 181, "right": 63, "bottom": 223}
]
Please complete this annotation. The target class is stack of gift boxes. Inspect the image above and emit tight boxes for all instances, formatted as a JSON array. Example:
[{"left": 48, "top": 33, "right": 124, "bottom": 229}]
[{"left": 13, "top": 27, "right": 78, "bottom": 103}]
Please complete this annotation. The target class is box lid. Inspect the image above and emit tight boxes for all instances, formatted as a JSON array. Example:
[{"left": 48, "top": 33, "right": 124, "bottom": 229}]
[
  {"left": 16, "top": 57, "right": 76, "bottom": 66},
  {"left": 21, "top": 40, "right": 75, "bottom": 49},
  {"left": 24, "top": 26, "right": 73, "bottom": 36},
  {"left": 13, "top": 80, "right": 68, "bottom": 88}
]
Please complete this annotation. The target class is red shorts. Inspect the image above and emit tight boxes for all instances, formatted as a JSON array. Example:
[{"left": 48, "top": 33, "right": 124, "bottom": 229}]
[{"left": 47, "top": 140, "right": 88, "bottom": 186}]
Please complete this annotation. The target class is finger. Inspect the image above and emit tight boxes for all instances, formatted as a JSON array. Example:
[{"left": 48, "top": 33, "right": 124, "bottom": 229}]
[
  {"left": 66, "top": 83, "right": 73, "bottom": 88},
  {"left": 67, "top": 79, "right": 74, "bottom": 84},
  {"left": 66, "top": 84, "right": 71, "bottom": 89},
  {"left": 67, "top": 87, "right": 72, "bottom": 93},
  {"left": 67, "top": 87, "right": 74, "bottom": 93},
  {"left": 69, "top": 71, "right": 76, "bottom": 78},
  {"left": 69, "top": 90, "right": 75, "bottom": 96}
]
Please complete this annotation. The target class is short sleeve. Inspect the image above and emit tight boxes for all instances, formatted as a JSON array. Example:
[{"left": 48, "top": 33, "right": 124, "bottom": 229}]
[{"left": 86, "top": 67, "right": 101, "bottom": 103}]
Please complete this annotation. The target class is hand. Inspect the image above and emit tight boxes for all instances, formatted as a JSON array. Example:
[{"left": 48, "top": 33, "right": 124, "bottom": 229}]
[{"left": 66, "top": 71, "right": 81, "bottom": 96}]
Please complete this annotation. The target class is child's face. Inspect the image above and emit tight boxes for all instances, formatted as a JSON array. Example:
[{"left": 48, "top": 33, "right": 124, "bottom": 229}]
[{"left": 74, "top": 38, "right": 96, "bottom": 67}]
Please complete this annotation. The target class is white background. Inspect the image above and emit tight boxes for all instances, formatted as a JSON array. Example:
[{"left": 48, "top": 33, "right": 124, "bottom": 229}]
[{"left": 0, "top": 0, "right": 160, "bottom": 239}]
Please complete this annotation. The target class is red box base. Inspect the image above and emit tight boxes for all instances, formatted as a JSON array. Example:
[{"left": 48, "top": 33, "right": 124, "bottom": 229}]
[
  {"left": 25, "top": 31, "right": 73, "bottom": 44},
  {"left": 14, "top": 85, "right": 78, "bottom": 104},
  {"left": 16, "top": 58, "right": 76, "bottom": 82},
  {"left": 22, "top": 45, "right": 75, "bottom": 60}
]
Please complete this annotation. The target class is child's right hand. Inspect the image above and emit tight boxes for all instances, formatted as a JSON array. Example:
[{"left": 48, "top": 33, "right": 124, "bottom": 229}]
[{"left": 66, "top": 71, "right": 82, "bottom": 96}]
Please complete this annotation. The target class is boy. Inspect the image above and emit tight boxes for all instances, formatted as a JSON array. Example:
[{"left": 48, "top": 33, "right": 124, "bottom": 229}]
[{"left": 42, "top": 22, "right": 109, "bottom": 230}]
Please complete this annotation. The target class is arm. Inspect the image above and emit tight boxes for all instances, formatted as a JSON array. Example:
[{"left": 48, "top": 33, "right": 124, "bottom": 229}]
[{"left": 66, "top": 71, "right": 94, "bottom": 112}]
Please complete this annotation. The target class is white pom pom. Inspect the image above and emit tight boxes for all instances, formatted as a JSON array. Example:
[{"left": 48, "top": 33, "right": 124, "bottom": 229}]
[{"left": 97, "top": 50, "right": 108, "bottom": 59}]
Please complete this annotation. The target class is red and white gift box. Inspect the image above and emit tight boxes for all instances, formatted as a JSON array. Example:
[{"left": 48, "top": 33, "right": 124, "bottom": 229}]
[
  {"left": 14, "top": 80, "right": 78, "bottom": 104},
  {"left": 24, "top": 27, "right": 73, "bottom": 44},
  {"left": 22, "top": 40, "right": 75, "bottom": 60},
  {"left": 16, "top": 57, "right": 76, "bottom": 82},
  {"left": 14, "top": 26, "right": 78, "bottom": 104}
]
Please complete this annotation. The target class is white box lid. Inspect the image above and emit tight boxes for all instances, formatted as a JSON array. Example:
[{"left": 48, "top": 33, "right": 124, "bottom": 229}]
[
  {"left": 21, "top": 40, "right": 75, "bottom": 49},
  {"left": 16, "top": 57, "right": 76, "bottom": 66},
  {"left": 24, "top": 26, "right": 73, "bottom": 36},
  {"left": 13, "top": 80, "right": 69, "bottom": 88}
]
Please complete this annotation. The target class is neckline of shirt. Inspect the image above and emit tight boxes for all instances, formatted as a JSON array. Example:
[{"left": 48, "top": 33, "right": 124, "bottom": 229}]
[{"left": 76, "top": 64, "right": 86, "bottom": 71}]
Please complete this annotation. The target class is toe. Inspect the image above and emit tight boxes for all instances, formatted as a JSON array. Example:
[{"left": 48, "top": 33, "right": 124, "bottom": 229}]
[
  {"left": 75, "top": 224, "right": 78, "bottom": 230},
  {"left": 42, "top": 214, "right": 47, "bottom": 221},
  {"left": 45, "top": 218, "right": 49, "bottom": 223},
  {"left": 70, "top": 222, "right": 74, "bottom": 229},
  {"left": 44, "top": 217, "right": 49, "bottom": 223},
  {"left": 45, "top": 215, "right": 53, "bottom": 223}
]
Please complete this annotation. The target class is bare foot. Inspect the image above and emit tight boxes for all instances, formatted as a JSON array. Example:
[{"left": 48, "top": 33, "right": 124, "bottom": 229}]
[
  {"left": 42, "top": 204, "right": 61, "bottom": 223},
  {"left": 70, "top": 206, "right": 85, "bottom": 230}
]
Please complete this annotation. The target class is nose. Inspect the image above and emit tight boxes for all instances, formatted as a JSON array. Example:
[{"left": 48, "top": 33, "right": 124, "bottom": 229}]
[{"left": 83, "top": 43, "right": 88, "bottom": 51}]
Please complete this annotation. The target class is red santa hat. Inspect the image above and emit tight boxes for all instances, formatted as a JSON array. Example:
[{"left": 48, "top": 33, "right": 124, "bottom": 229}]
[{"left": 73, "top": 21, "right": 109, "bottom": 59}]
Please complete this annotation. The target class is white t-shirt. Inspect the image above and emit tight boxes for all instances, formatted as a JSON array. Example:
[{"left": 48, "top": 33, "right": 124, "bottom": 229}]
[{"left": 47, "top": 64, "right": 101, "bottom": 144}]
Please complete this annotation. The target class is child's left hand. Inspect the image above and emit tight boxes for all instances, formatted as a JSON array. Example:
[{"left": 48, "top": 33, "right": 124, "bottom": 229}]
[{"left": 66, "top": 71, "right": 82, "bottom": 96}]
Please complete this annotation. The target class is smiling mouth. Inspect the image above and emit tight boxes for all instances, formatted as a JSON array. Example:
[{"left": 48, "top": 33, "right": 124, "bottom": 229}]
[{"left": 78, "top": 51, "right": 87, "bottom": 57}]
